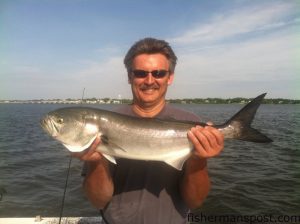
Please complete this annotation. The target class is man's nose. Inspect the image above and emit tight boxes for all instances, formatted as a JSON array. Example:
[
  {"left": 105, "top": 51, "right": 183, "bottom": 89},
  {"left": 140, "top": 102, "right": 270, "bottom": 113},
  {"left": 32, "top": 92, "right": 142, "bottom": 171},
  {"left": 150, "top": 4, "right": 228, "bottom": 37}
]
[{"left": 144, "top": 73, "right": 155, "bottom": 84}]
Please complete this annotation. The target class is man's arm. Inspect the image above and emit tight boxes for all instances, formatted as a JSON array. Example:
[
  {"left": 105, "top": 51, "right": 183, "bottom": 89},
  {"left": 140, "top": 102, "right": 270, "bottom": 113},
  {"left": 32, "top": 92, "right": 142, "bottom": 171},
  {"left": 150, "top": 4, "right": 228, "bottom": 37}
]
[
  {"left": 83, "top": 159, "right": 114, "bottom": 209},
  {"left": 181, "top": 125, "right": 224, "bottom": 209},
  {"left": 180, "top": 156, "right": 210, "bottom": 209},
  {"left": 73, "top": 137, "right": 114, "bottom": 209}
]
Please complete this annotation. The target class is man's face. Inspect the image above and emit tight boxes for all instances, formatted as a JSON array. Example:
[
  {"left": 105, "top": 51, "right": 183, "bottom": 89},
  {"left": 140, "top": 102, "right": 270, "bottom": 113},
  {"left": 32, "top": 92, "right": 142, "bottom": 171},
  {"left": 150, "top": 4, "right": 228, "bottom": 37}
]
[{"left": 129, "top": 53, "right": 174, "bottom": 107}]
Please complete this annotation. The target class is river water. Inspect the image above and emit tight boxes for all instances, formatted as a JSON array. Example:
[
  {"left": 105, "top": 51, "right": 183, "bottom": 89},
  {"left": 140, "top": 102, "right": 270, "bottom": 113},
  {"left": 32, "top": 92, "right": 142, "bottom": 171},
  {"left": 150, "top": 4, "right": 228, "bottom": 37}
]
[{"left": 0, "top": 103, "right": 299, "bottom": 217}]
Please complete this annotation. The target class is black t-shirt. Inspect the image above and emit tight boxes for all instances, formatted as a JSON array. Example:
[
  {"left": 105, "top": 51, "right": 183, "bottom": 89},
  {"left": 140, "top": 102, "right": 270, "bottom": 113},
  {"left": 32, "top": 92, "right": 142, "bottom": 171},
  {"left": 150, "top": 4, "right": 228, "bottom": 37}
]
[{"left": 101, "top": 104, "right": 200, "bottom": 224}]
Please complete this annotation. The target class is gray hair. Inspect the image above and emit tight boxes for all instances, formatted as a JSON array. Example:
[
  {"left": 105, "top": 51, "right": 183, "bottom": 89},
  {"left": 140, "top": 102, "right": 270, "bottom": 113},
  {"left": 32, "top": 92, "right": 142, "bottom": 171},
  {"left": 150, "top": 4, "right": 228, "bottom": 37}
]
[{"left": 124, "top": 37, "right": 177, "bottom": 75}]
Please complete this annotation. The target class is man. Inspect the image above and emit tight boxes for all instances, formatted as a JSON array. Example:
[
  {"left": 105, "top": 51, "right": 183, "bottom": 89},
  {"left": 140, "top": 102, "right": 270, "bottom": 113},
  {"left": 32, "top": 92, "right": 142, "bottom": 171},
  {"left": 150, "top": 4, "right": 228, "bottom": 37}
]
[{"left": 74, "top": 38, "right": 224, "bottom": 224}]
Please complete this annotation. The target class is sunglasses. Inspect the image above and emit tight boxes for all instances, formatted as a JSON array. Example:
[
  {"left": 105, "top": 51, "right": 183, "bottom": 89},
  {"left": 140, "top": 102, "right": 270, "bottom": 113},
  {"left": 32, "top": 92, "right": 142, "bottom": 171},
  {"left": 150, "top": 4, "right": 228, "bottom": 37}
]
[{"left": 131, "top": 70, "right": 169, "bottom": 79}]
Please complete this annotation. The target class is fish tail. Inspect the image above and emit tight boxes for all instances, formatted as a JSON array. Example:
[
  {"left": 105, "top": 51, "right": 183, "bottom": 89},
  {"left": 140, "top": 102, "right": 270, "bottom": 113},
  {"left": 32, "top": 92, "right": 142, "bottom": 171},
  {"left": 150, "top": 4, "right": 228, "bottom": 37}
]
[{"left": 224, "top": 93, "right": 273, "bottom": 143}]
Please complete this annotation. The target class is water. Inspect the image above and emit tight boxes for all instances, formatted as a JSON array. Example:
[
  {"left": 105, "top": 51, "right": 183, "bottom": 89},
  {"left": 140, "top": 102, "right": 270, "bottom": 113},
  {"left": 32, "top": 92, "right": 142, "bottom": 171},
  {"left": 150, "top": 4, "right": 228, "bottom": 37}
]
[{"left": 0, "top": 103, "right": 299, "bottom": 217}]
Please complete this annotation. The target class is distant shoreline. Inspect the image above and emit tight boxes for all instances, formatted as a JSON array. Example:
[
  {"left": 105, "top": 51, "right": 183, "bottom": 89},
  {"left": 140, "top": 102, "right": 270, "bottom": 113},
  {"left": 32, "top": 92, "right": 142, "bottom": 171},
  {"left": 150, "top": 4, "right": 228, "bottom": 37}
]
[{"left": 0, "top": 98, "right": 299, "bottom": 104}]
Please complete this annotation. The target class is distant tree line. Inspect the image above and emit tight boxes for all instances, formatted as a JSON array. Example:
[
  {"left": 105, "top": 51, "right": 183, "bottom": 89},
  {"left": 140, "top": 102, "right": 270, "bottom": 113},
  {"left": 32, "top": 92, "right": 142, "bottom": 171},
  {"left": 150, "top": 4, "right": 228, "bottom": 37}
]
[
  {"left": 1, "top": 97, "right": 299, "bottom": 104},
  {"left": 78, "top": 97, "right": 299, "bottom": 104},
  {"left": 167, "top": 98, "right": 300, "bottom": 104}
]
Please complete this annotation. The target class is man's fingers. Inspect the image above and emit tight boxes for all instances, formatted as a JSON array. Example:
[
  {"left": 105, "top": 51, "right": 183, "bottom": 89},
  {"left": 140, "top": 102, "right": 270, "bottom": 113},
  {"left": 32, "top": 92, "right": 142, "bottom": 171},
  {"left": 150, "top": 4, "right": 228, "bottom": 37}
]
[
  {"left": 205, "top": 126, "right": 224, "bottom": 146},
  {"left": 90, "top": 135, "right": 101, "bottom": 150},
  {"left": 188, "top": 125, "right": 224, "bottom": 159},
  {"left": 71, "top": 135, "right": 102, "bottom": 161},
  {"left": 194, "top": 126, "right": 211, "bottom": 149},
  {"left": 201, "top": 128, "right": 218, "bottom": 149},
  {"left": 187, "top": 129, "right": 207, "bottom": 157}
]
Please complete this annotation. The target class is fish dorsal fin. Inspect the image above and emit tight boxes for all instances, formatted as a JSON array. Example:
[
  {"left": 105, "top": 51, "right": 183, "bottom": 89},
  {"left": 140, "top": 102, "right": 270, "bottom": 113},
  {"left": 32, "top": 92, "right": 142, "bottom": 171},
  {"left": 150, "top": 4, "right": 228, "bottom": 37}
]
[{"left": 63, "top": 135, "right": 97, "bottom": 152}]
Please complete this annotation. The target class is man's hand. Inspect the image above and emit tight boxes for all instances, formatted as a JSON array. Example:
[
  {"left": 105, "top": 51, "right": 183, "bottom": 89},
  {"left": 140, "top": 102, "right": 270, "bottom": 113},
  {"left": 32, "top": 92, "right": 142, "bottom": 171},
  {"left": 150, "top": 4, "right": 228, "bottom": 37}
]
[
  {"left": 187, "top": 123, "right": 224, "bottom": 159},
  {"left": 182, "top": 123, "right": 221, "bottom": 209},
  {"left": 71, "top": 136, "right": 103, "bottom": 161}
]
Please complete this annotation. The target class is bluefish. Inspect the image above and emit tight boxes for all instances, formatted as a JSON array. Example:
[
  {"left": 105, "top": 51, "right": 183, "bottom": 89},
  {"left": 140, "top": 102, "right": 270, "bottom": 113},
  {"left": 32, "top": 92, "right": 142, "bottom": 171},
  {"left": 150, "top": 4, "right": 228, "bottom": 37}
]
[{"left": 40, "top": 93, "right": 272, "bottom": 170}]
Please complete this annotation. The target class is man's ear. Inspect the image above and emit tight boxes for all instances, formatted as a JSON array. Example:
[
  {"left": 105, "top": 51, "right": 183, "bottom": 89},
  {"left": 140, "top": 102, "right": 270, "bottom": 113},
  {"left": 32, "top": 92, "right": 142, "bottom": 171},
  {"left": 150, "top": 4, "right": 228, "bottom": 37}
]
[{"left": 168, "top": 73, "right": 174, "bottom": 85}]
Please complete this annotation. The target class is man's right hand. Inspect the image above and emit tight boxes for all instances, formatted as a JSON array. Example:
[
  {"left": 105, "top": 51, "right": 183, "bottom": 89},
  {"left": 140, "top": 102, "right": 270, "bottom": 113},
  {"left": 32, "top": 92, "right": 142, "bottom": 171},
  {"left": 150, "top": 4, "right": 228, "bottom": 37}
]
[{"left": 71, "top": 136, "right": 103, "bottom": 162}]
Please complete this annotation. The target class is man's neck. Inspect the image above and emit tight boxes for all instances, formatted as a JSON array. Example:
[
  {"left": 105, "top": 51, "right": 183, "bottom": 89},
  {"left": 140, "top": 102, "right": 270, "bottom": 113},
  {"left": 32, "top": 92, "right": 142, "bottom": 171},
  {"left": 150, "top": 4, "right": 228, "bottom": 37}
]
[{"left": 132, "top": 100, "right": 166, "bottom": 118}]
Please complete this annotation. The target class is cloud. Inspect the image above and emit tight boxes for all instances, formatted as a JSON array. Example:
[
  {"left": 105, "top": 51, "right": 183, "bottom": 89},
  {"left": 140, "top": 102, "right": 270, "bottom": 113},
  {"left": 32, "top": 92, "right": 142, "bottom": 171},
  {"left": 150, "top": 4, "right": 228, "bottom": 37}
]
[
  {"left": 169, "top": 2, "right": 297, "bottom": 45},
  {"left": 94, "top": 46, "right": 123, "bottom": 55},
  {"left": 179, "top": 31, "right": 297, "bottom": 78},
  {"left": 2, "top": 1, "right": 298, "bottom": 100},
  {"left": 1, "top": 65, "right": 41, "bottom": 77},
  {"left": 77, "top": 56, "right": 124, "bottom": 78},
  {"left": 166, "top": 2, "right": 299, "bottom": 99},
  {"left": 168, "top": 28, "right": 299, "bottom": 98},
  {"left": 0, "top": 56, "right": 128, "bottom": 100},
  {"left": 64, "top": 56, "right": 132, "bottom": 99}
]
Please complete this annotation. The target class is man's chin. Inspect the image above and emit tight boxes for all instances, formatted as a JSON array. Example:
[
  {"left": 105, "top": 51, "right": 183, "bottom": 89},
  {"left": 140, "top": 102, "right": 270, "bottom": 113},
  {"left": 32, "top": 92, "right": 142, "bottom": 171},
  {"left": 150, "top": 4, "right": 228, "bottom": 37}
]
[{"left": 139, "top": 96, "right": 159, "bottom": 107}]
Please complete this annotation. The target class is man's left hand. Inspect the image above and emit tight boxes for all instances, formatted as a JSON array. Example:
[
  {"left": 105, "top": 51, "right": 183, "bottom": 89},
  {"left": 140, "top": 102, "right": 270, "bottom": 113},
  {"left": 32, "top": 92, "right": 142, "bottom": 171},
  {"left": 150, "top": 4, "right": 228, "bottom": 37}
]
[{"left": 187, "top": 124, "right": 224, "bottom": 158}]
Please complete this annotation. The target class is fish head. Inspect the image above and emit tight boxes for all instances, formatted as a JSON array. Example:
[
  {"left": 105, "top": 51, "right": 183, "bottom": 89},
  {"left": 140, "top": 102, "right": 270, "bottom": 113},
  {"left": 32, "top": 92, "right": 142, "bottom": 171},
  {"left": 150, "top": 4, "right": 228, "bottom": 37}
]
[{"left": 40, "top": 108, "right": 100, "bottom": 152}]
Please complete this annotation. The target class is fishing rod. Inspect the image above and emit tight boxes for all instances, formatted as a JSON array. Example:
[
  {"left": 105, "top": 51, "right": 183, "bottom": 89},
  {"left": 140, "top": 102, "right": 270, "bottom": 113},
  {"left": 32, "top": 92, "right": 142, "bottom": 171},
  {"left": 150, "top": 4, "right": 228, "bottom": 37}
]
[
  {"left": 58, "top": 156, "right": 72, "bottom": 224},
  {"left": 81, "top": 87, "right": 85, "bottom": 104}
]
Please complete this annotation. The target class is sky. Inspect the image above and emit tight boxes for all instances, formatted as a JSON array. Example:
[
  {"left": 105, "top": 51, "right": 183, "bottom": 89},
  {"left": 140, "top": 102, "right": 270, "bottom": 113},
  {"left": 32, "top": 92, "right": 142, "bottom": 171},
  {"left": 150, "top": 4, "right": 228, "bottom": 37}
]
[{"left": 1, "top": 0, "right": 299, "bottom": 100}]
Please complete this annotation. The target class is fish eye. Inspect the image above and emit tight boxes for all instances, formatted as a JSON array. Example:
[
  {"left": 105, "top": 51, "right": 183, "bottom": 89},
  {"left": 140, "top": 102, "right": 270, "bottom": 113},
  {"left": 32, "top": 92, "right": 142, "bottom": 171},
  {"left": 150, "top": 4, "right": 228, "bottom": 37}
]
[{"left": 57, "top": 118, "right": 64, "bottom": 124}]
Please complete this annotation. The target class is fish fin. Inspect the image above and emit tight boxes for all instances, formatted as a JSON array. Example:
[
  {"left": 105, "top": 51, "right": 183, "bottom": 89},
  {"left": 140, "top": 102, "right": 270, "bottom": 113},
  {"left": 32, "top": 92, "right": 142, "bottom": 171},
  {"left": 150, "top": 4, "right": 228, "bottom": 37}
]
[
  {"left": 224, "top": 93, "right": 273, "bottom": 143},
  {"left": 102, "top": 154, "right": 117, "bottom": 164},
  {"left": 101, "top": 135, "right": 127, "bottom": 152},
  {"left": 62, "top": 135, "right": 98, "bottom": 152},
  {"left": 63, "top": 144, "right": 85, "bottom": 152},
  {"left": 238, "top": 127, "right": 273, "bottom": 143},
  {"left": 164, "top": 154, "right": 190, "bottom": 170}
]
